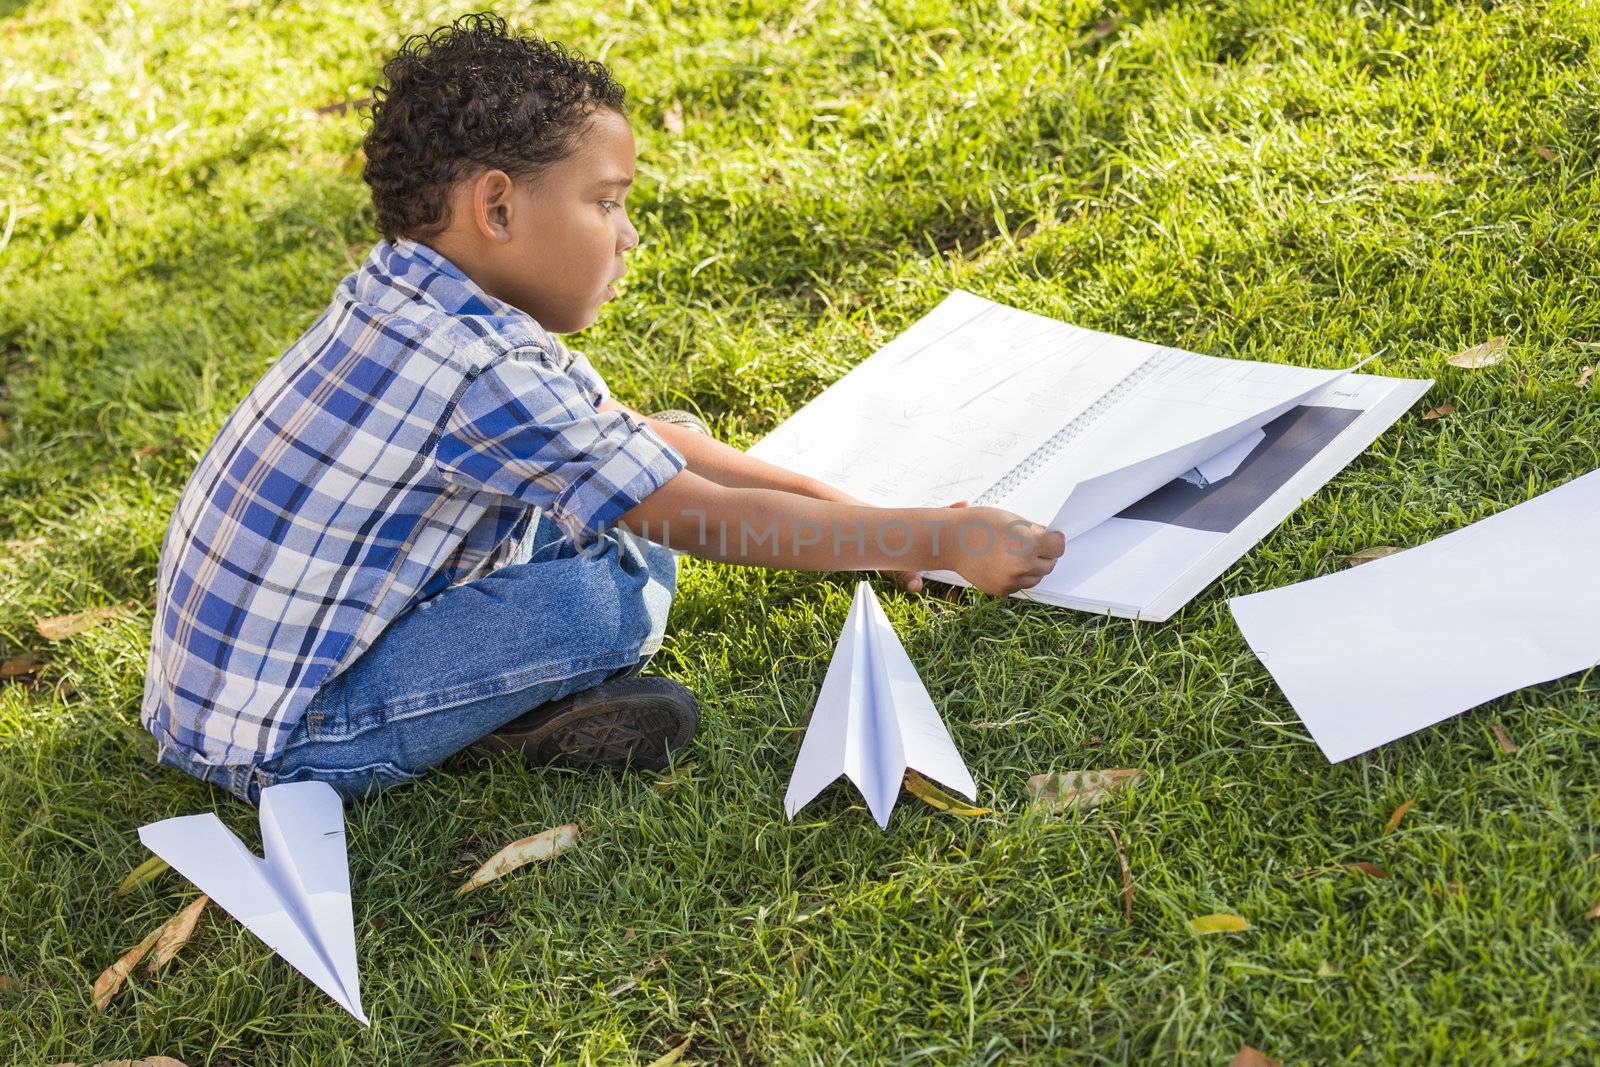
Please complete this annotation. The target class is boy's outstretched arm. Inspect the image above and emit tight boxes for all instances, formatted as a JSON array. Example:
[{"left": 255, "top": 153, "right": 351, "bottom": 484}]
[
  {"left": 605, "top": 400, "right": 856, "bottom": 503},
  {"left": 611, "top": 400, "right": 947, "bottom": 589},
  {"left": 618, "top": 468, "right": 1065, "bottom": 597}
]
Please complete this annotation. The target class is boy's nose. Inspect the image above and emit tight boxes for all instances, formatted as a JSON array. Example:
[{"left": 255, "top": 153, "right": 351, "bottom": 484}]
[{"left": 618, "top": 218, "right": 640, "bottom": 254}]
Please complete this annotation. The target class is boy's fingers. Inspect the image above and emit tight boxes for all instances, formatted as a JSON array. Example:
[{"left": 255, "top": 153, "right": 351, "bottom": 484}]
[{"left": 1038, "top": 530, "right": 1066, "bottom": 558}]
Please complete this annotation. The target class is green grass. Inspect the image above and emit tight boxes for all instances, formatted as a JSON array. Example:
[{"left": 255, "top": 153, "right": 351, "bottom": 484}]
[{"left": 3, "top": 0, "right": 1599, "bottom": 1062}]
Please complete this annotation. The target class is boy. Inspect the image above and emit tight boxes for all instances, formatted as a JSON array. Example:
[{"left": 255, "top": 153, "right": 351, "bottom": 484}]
[{"left": 141, "top": 13, "right": 1064, "bottom": 805}]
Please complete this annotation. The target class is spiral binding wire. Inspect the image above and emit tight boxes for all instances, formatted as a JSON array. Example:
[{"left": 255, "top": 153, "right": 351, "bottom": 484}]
[{"left": 974, "top": 349, "right": 1175, "bottom": 507}]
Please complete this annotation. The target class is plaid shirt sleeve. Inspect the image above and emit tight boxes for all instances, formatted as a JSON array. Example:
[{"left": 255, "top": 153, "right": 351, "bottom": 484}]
[
  {"left": 560, "top": 343, "right": 611, "bottom": 407},
  {"left": 432, "top": 345, "right": 685, "bottom": 544}
]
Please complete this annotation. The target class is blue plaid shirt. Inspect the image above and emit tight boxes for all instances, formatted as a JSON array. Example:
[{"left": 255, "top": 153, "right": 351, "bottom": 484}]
[{"left": 142, "top": 238, "right": 686, "bottom": 766}]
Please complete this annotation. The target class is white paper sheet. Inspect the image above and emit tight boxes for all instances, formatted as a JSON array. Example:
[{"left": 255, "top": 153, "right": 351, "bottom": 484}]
[
  {"left": 138, "top": 780, "right": 367, "bottom": 1024},
  {"left": 1229, "top": 469, "right": 1600, "bottom": 762},
  {"left": 785, "top": 582, "right": 977, "bottom": 827}
]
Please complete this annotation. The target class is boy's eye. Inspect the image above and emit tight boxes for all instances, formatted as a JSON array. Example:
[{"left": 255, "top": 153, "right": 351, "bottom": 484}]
[{"left": 600, "top": 199, "right": 620, "bottom": 214}]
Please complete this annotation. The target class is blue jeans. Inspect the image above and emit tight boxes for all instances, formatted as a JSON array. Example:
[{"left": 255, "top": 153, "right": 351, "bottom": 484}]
[{"left": 156, "top": 514, "right": 677, "bottom": 806}]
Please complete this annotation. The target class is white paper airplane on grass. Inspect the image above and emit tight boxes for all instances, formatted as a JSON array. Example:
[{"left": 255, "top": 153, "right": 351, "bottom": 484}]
[
  {"left": 785, "top": 581, "right": 978, "bottom": 828},
  {"left": 138, "top": 780, "right": 367, "bottom": 1024}
]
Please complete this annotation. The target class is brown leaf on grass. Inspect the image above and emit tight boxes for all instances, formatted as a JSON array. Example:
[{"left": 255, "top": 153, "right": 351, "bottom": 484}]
[
  {"left": 1421, "top": 404, "right": 1456, "bottom": 420},
  {"left": 1389, "top": 170, "right": 1450, "bottom": 183},
  {"left": 0, "top": 973, "right": 16, "bottom": 992},
  {"left": 2, "top": 652, "right": 41, "bottom": 679},
  {"left": 1345, "top": 546, "right": 1403, "bottom": 567},
  {"left": 1229, "top": 1047, "right": 1282, "bottom": 1067},
  {"left": 1188, "top": 913, "right": 1249, "bottom": 935},
  {"left": 904, "top": 769, "right": 993, "bottom": 816},
  {"left": 457, "top": 823, "right": 580, "bottom": 894},
  {"left": 1447, "top": 336, "right": 1507, "bottom": 369},
  {"left": 1535, "top": 144, "right": 1558, "bottom": 162},
  {"left": 2, "top": 536, "right": 48, "bottom": 556},
  {"left": 1577, "top": 365, "right": 1595, "bottom": 389},
  {"left": 144, "top": 895, "right": 207, "bottom": 972},
  {"left": 314, "top": 97, "right": 372, "bottom": 117},
  {"left": 91, "top": 895, "right": 209, "bottom": 1008},
  {"left": 1106, "top": 825, "right": 1134, "bottom": 923},
  {"left": 114, "top": 856, "right": 171, "bottom": 896},
  {"left": 1384, "top": 798, "right": 1415, "bottom": 834},
  {"left": 133, "top": 436, "right": 181, "bottom": 459},
  {"left": 1083, "top": 17, "right": 1119, "bottom": 43},
  {"left": 647, "top": 1037, "right": 691, "bottom": 1067},
  {"left": 1585, "top": 895, "right": 1600, "bottom": 921},
  {"left": 91, "top": 930, "right": 161, "bottom": 1009},
  {"left": 1342, "top": 861, "right": 1389, "bottom": 878},
  {"left": 1028, "top": 769, "right": 1144, "bottom": 811},
  {"left": 662, "top": 100, "right": 684, "bottom": 136},
  {"left": 36, "top": 603, "right": 133, "bottom": 641},
  {"left": 1490, "top": 723, "right": 1519, "bottom": 754}
]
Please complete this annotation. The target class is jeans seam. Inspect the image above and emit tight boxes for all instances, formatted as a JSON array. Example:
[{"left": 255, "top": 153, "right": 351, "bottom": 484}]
[{"left": 289, "top": 645, "right": 646, "bottom": 747}]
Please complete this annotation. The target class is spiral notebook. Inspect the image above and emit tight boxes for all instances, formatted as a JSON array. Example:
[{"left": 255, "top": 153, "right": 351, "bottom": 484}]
[{"left": 749, "top": 291, "right": 1431, "bottom": 620}]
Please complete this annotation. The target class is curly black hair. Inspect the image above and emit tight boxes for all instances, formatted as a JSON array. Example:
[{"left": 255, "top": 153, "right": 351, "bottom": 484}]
[{"left": 361, "top": 12, "right": 627, "bottom": 241}]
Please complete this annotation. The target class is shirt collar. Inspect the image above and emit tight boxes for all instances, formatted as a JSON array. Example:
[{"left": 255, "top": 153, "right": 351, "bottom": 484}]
[{"left": 363, "top": 237, "right": 530, "bottom": 321}]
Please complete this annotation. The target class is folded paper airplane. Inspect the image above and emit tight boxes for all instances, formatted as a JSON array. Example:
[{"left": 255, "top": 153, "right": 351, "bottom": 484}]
[
  {"left": 138, "top": 780, "right": 367, "bottom": 1024},
  {"left": 785, "top": 581, "right": 978, "bottom": 828}
]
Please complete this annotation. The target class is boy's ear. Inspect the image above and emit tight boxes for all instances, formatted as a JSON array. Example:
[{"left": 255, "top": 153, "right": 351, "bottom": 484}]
[{"left": 472, "top": 169, "right": 517, "bottom": 243}]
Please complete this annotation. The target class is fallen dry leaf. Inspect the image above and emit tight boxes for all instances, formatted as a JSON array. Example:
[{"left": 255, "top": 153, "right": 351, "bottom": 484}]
[
  {"left": 1345, "top": 546, "right": 1403, "bottom": 566},
  {"left": 314, "top": 97, "right": 372, "bottom": 117},
  {"left": 1490, "top": 723, "right": 1519, "bottom": 754},
  {"left": 114, "top": 856, "right": 171, "bottom": 896},
  {"left": 2, "top": 652, "right": 41, "bottom": 679},
  {"left": 1028, "top": 769, "right": 1144, "bottom": 811},
  {"left": 662, "top": 100, "right": 684, "bottom": 136},
  {"left": 1188, "top": 913, "right": 1249, "bottom": 935},
  {"left": 457, "top": 823, "right": 580, "bottom": 894},
  {"left": 144, "top": 895, "right": 207, "bottom": 972},
  {"left": 1447, "top": 336, "right": 1507, "bottom": 369},
  {"left": 1384, "top": 798, "right": 1415, "bottom": 834},
  {"left": 0, "top": 974, "right": 15, "bottom": 992},
  {"left": 91, "top": 895, "right": 208, "bottom": 1008},
  {"left": 1577, "top": 365, "right": 1595, "bottom": 389},
  {"left": 647, "top": 1037, "right": 691, "bottom": 1067},
  {"left": 133, "top": 436, "right": 181, "bottom": 460},
  {"left": 1535, "top": 144, "right": 1557, "bottom": 162},
  {"left": 36, "top": 603, "right": 133, "bottom": 641},
  {"left": 1, "top": 535, "right": 48, "bottom": 556},
  {"left": 1389, "top": 170, "right": 1450, "bottom": 183},
  {"left": 1084, "top": 17, "right": 1118, "bottom": 42},
  {"left": 91, "top": 931, "right": 160, "bottom": 1009},
  {"left": 1106, "top": 824, "right": 1134, "bottom": 923},
  {"left": 1421, "top": 404, "right": 1456, "bottom": 420},
  {"left": 1586, "top": 895, "right": 1600, "bottom": 921},
  {"left": 1229, "top": 1047, "right": 1281, "bottom": 1067},
  {"left": 1342, "top": 861, "right": 1389, "bottom": 878},
  {"left": 904, "top": 769, "right": 993, "bottom": 816}
]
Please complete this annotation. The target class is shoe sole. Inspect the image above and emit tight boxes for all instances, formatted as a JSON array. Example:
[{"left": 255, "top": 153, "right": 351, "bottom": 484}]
[{"left": 473, "top": 677, "right": 698, "bottom": 773}]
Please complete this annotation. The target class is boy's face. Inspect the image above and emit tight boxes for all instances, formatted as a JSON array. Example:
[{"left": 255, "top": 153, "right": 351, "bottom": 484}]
[{"left": 459, "top": 107, "right": 639, "bottom": 333}]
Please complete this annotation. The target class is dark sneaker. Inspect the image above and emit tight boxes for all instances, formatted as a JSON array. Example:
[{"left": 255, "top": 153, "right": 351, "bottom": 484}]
[
  {"left": 648, "top": 408, "right": 712, "bottom": 436},
  {"left": 470, "top": 677, "right": 698, "bottom": 772}
]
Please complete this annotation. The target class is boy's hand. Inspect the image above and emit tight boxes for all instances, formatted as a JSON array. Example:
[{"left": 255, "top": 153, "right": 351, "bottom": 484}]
[{"left": 940, "top": 505, "right": 1066, "bottom": 597}]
